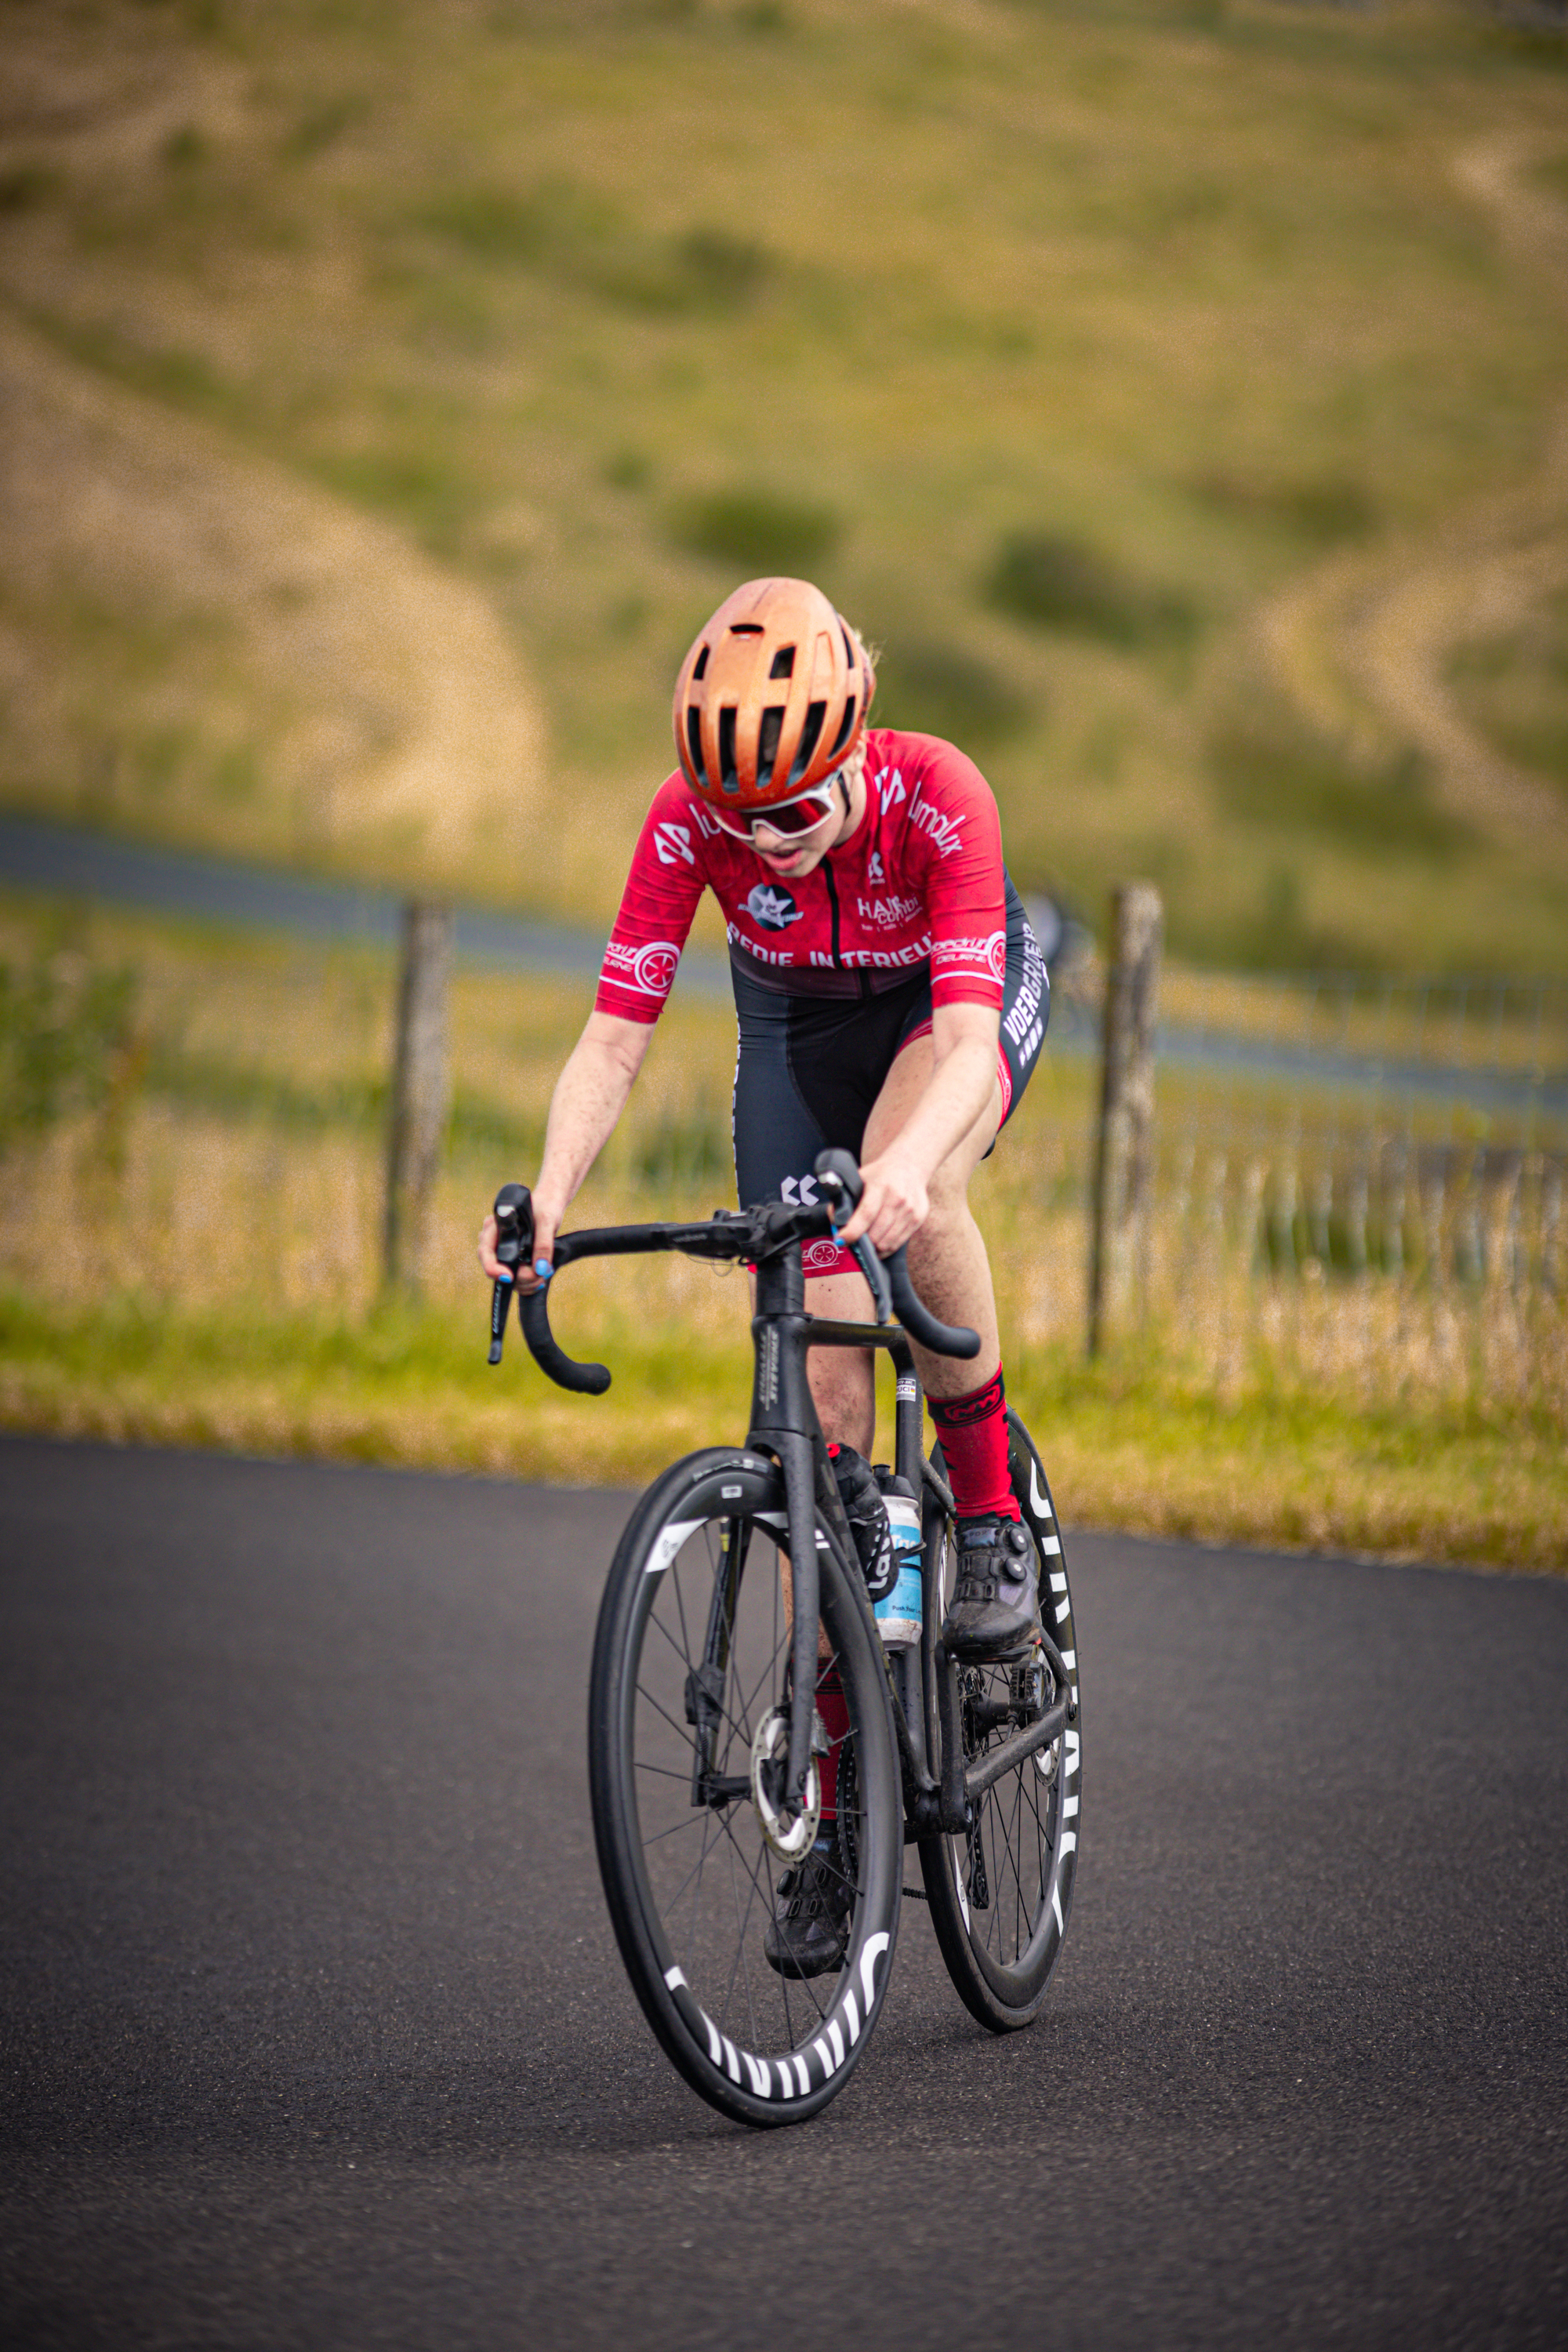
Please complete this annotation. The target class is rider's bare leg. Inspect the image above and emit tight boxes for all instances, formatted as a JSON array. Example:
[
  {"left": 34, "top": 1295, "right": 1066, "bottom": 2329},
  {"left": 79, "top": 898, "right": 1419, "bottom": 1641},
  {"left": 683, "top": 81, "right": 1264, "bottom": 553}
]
[{"left": 805, "top": 1036, "right": 1004, "bottom": 1452}]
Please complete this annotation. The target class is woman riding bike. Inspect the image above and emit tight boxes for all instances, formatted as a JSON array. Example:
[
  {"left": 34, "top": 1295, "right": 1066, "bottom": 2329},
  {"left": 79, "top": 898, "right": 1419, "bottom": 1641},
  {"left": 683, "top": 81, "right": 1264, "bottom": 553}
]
[{"left": 478, "top": 575, "right": 1050, "bottom": 1969}]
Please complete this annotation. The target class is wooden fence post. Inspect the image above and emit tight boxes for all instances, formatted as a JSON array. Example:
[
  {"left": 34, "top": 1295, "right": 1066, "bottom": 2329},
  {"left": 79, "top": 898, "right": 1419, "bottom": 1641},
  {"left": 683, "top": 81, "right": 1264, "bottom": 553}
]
[
  {"left": 383, "top": 899, "right": 453, "bottom": 1297},
  {"left": 1087, "top": 882, "right": 1163, "bottom": 1356}
]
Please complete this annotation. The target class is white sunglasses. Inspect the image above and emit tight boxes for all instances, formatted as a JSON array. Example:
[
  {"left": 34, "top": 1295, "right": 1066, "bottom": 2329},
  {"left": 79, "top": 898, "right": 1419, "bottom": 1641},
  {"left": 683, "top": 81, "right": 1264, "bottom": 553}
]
[{"left": 709, "top": 755, "right": 862, "bottom": 845}]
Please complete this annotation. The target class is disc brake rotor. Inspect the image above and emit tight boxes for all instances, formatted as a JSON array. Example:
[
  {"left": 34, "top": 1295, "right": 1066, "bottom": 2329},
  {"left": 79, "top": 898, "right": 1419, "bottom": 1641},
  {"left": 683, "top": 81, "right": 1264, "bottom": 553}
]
[{"left": 750, "top": 1706, "right": 822, "bottom": 1863}]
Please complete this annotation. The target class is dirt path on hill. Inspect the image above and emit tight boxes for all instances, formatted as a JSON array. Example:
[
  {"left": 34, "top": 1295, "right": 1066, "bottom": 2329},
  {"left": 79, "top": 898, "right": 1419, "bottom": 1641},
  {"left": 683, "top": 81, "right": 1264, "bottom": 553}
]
[
  {"left": 1258, "top": 132, "right": 1568, "bottom": 844},
  {"left": 0, "top": 42, "right": 543, "bottom": 882}
]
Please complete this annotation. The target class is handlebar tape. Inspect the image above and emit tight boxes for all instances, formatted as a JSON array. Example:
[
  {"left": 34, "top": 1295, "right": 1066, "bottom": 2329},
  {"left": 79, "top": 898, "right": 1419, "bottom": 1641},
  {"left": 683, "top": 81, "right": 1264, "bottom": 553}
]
[
  {"left": 491, "top": 1180, "right": 611, "bottom": 1391},
  {"left": 519, "top": 1285, "right": 612, "bottom": 1396},
  {"left": 814, "top": 1149, "right": 980, "bottom": 1359},
  {"left": 885, "top": 1244, "right": 981, "bottom": 1360}
]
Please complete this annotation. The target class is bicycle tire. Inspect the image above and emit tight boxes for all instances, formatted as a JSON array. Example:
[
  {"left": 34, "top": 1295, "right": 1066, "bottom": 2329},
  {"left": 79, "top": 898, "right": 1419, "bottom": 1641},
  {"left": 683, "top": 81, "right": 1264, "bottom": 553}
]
[
  {"left": 918, "top": 1412, "right": 1082, "bottom": 2031},
  {"left": 589, "top": 1446, "right": 903, "bottom": 2126}
]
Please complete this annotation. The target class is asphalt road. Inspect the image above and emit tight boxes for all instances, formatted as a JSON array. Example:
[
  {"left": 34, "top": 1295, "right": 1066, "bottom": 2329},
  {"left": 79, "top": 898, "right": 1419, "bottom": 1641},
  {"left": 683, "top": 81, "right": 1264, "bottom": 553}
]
[{"left": 2, "top": 1439, "right": 1565, "bottom": 2351}]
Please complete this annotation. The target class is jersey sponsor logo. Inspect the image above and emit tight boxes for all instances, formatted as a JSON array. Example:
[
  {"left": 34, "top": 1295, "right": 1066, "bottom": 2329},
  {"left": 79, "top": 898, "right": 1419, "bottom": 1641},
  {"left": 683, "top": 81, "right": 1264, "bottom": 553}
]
[
  {"left": 1008, "top": 1016, "right": 1044, "bottom": 1069},
  {"left": 909, "top": 796, "right": 966, "bottom": 859},
  {"left": 873, "top": 767, "right": 907, "bottom": 808},
  {"left": 1003, "top": 932, "right": 1047, "bottom": 1046},
  {"left": 602, "top": 937, "right": 681, "bottom": 997},
  {"left": 867, "top": 850, "right": 886, "bottom": 883},
  {"left": 840, "top": 938, "right": 931, "bottom": 971},
  {"left": 780, "top": 1173, "right": 820, "bottom": 1207},
  {"left": 931, "top": 930, "right": 1006, "bottom": 982},
  {"left": 688, "top": 799, "right": 723, "bottom": 838},
  {"left": 743, "top": 883, "right": 803, "bottom": 932},
  {"left": 856, "top": 891, "right": 924, "bottom": 927},
  {"left": 728, "top": 922, "right": 795, "bottom": 966},
  {"left": 653, "top": 821, "right": 695, "bottom": 866},
  {"left": 803, "top": 1237, "right": 846, "bottom": 1272}
]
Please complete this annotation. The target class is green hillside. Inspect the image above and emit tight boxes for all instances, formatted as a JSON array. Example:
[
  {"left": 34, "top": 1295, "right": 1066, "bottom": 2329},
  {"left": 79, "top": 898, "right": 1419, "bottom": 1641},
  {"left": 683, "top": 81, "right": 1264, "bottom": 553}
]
[{"left": 2, "top": 0, "right": 1566, "bottom": 973}]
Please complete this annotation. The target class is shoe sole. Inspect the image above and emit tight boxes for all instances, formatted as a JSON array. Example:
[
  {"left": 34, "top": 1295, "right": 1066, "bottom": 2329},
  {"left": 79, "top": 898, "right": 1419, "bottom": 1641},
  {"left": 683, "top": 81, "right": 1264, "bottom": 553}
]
[
  {"left": 762, "top": 1945, "right": 848, "bottom": 1981},
  {"left": 940, "top": 1617, "right": 1045, "bottom": 1666}
]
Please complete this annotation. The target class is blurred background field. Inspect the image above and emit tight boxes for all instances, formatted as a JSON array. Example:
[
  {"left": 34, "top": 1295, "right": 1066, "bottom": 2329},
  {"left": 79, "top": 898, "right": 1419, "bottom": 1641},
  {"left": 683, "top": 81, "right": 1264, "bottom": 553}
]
[
  {"left": 4, "top": 0, "right": 1568, "bottom": 965},
  {"left": 2, "top": 894, "right": 1562, "bottom": 1568},
  {"left": 2, "top": 0, "right": 1566, "bottom": 1565}
]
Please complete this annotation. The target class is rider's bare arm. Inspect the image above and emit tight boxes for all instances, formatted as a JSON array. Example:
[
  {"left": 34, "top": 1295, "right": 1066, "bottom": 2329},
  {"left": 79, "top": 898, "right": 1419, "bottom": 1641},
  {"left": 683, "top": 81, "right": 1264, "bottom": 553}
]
[
  {"left": 477, "top": 1011, "right": 654, "bottom": 1287},
  {"left": 837, "top": 999, "right": 1002, "bottom": 1258}
]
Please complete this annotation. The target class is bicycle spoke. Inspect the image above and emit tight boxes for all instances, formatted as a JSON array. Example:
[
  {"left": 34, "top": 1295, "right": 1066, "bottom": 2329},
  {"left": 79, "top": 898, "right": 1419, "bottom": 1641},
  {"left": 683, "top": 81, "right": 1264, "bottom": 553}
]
[
  {"left": 669, "top": 1544, "right": 696, "bottom": 1670},
  {"left": 648, "top": 1544, "right": 779, "bottom": 1764},
  {"left": 711, "top": 1803, "right": 836, "bottom": 2036},
  {"left": 684, "top": 1802, "right": 724, "bottom": 1972},
  {"left": 719, "top": 1824, "right": 761, "bottom": 2052},
  {"left": 734, "top": 1614, "right": 791, "bottom": 1748},
  {"left": 655, "top": 1807, "right": 725, "bottom": 1922},
  {"left": 640, "top": 1810, "right": 713, "bottom": 1849},
  {"left": 651, "top": 1612, "right": 764, "bottom": 1768},
  {"left": 635, "top": 1676, "right": 699, "bottom": 1753}
]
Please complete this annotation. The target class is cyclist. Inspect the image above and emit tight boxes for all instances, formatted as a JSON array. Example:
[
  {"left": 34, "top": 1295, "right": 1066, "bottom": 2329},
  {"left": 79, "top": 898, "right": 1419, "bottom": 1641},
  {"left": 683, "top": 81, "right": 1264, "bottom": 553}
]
[{"left": 478, "top": 577, "right": 1049, "bottom": 1958}]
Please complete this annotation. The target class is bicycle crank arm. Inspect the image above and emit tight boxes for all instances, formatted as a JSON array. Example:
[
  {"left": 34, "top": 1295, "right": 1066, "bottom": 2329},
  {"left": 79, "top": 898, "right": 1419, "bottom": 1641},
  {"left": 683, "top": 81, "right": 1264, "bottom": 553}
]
[{"left": 962, "top": 1693, "right": 1073, "bottom": 1806}]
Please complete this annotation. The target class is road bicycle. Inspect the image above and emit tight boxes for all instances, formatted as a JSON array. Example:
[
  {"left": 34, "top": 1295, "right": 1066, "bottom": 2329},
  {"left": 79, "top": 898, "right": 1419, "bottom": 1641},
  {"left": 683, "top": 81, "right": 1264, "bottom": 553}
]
[{"left": 487, "top": 1149, "right": 1081, "bottom": 2126}]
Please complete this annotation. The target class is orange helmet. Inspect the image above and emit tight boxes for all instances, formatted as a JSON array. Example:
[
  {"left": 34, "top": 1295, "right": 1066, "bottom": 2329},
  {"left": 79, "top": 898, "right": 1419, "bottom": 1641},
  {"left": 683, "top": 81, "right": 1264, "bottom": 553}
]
[{"left": 673, "top": 578, "right": 875, "bottom": 813}]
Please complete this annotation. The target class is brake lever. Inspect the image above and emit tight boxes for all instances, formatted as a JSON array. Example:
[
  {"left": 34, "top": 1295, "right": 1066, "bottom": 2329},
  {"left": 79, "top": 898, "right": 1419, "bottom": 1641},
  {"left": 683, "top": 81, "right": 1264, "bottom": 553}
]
[
  {"left": 814, "top": 1147, "right": 892, "bottom": 1323},
  {"left": 488, "top": 1181, "right": 532, "bottom": 1366}
]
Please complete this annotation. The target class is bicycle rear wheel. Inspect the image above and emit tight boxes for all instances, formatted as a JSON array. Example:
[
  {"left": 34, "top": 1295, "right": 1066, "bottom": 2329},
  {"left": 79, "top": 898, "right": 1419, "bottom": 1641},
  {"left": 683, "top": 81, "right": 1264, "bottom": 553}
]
[
  {"left": 589, "top": 1447, "right": 902, "bottom": 2126},
  {"left": 919, "top": 1412, "right": 1082, "bottom": 2031}
]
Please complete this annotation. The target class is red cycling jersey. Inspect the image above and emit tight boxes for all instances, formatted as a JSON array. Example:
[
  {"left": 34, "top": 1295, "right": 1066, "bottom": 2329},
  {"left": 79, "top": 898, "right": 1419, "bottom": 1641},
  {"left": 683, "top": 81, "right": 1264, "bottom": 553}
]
[{"left": 594, "top": 730, "right": 1008, "bottom": 1024}]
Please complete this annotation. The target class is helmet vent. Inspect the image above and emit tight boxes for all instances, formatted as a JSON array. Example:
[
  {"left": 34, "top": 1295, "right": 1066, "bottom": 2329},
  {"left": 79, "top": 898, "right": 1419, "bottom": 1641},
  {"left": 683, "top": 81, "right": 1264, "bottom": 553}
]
[
  {"left": 685, "top": 706, "right": 706, "bottom": 785},
  {"left": 729, "top": 623, "right": 764, "bottom": 636},
  {"left": 768, "top": 645, "right": 795, "bottom": 680},
  {"left": 840, "top": 624, "right": 855, "bottom": 666},
  {"left": 828, "top": 694, "right": 857, "bottom": 760},
  {"left": 757, "top": 706, "right": 784, "bottom": 786},
  {"left": 788, "top": 701, "right": 827, "bottom": 786},
  {"left": 718, "top": 706, "right": 739, "bottom": 792},
  {"left": 692, "top": 644, "right": 710, "bottom": 681}
]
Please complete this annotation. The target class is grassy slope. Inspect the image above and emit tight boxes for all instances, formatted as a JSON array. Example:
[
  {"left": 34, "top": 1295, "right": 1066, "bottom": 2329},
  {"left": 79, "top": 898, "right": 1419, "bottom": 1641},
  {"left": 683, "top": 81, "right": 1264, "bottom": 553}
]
[{"left": 0, "top": 0, "right": 1565, "bottom": 971}]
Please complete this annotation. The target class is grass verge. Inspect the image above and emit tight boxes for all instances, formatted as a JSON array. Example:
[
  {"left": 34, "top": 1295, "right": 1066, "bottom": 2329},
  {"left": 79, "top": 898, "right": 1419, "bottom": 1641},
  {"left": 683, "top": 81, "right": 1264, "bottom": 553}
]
[{"left": 2, "top": 1290, "right": 1560, "bottom": 1577}]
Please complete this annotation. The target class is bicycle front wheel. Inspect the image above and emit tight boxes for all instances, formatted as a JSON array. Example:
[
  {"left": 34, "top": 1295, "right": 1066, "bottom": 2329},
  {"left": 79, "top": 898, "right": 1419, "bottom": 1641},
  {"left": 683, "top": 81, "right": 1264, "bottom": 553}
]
[
  {"left": 589, "top": 1447, "right": 903, "bottom": 2127},
  {"left": 920, "top": 1413, "right": 1082, "bottom": 2031}
]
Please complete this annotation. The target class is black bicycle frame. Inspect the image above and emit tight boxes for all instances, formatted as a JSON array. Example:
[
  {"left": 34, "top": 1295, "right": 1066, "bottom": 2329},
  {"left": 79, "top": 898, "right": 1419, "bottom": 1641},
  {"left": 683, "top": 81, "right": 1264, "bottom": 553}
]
[
  {"left": 744, "top": 1240, "right": 936, "bottom": 1819},
  {"left": 488, "top": 1183, "right": 1074, "bottom": 1844}
]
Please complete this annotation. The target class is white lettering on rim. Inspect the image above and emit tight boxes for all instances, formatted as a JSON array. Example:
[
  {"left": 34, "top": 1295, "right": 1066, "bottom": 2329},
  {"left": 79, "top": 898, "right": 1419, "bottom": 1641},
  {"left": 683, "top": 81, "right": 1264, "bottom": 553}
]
[{"left": 644, "top": 1519, "right": 700, "bottom": 1575}]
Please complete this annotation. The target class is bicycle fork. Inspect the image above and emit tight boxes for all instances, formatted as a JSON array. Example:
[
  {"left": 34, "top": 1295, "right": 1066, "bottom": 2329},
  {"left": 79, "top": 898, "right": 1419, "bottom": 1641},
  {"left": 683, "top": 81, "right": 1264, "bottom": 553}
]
[{"left": 743, "top": 1247, "right": 851, "bottom": 1827}]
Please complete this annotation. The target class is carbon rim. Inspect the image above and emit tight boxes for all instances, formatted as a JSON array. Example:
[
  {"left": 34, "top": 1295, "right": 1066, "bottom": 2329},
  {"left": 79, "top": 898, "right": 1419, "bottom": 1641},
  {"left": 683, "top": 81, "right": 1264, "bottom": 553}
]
[
  {"left": 601, "top": 1460, "right": 899, "bottom": 2113},
  {"left": 926, "top": 1421, "right": 1080, "bottom": 2009}
]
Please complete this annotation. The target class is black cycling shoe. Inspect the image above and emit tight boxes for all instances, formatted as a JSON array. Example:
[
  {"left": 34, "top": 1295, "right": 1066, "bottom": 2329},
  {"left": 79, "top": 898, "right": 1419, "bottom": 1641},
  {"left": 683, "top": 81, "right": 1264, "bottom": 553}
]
[
  {"left": 763, "top": 1846, "right": 852, "bottom": 1980},
  {"left": 940, "top": 1514, "right": 1042, "bottom": 1661}
]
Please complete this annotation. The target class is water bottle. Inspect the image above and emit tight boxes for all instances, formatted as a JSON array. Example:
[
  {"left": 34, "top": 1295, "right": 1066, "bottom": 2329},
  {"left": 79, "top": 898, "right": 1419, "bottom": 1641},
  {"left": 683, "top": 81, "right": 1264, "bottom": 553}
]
[{"left": 871, "top": 1468, "right": 923, "bottom": 1650}]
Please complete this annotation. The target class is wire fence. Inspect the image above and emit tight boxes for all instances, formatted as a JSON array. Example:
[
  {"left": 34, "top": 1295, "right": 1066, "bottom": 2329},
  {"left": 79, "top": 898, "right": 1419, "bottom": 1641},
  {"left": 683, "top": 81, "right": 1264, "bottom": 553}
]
[{"left": 996, "top": 968, "right": 1568, "bottom": 1409}]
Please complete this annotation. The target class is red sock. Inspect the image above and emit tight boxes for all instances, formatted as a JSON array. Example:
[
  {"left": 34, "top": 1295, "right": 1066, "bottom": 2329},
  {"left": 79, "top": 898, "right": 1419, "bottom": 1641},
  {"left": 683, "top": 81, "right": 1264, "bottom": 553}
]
[
  {"left": 815, "top": 1665, "right": 849, "bottom": 1821},
  {"left": 929, "top": 1367, "right": 1021, "bottom": 1523}
]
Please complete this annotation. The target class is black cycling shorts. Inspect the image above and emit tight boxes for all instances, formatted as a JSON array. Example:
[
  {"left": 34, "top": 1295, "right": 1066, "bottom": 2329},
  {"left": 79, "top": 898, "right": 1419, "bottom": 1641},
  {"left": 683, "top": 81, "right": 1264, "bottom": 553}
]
[{"left": 731, "top": 879, "right": 1047, "bottom": 1278}]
